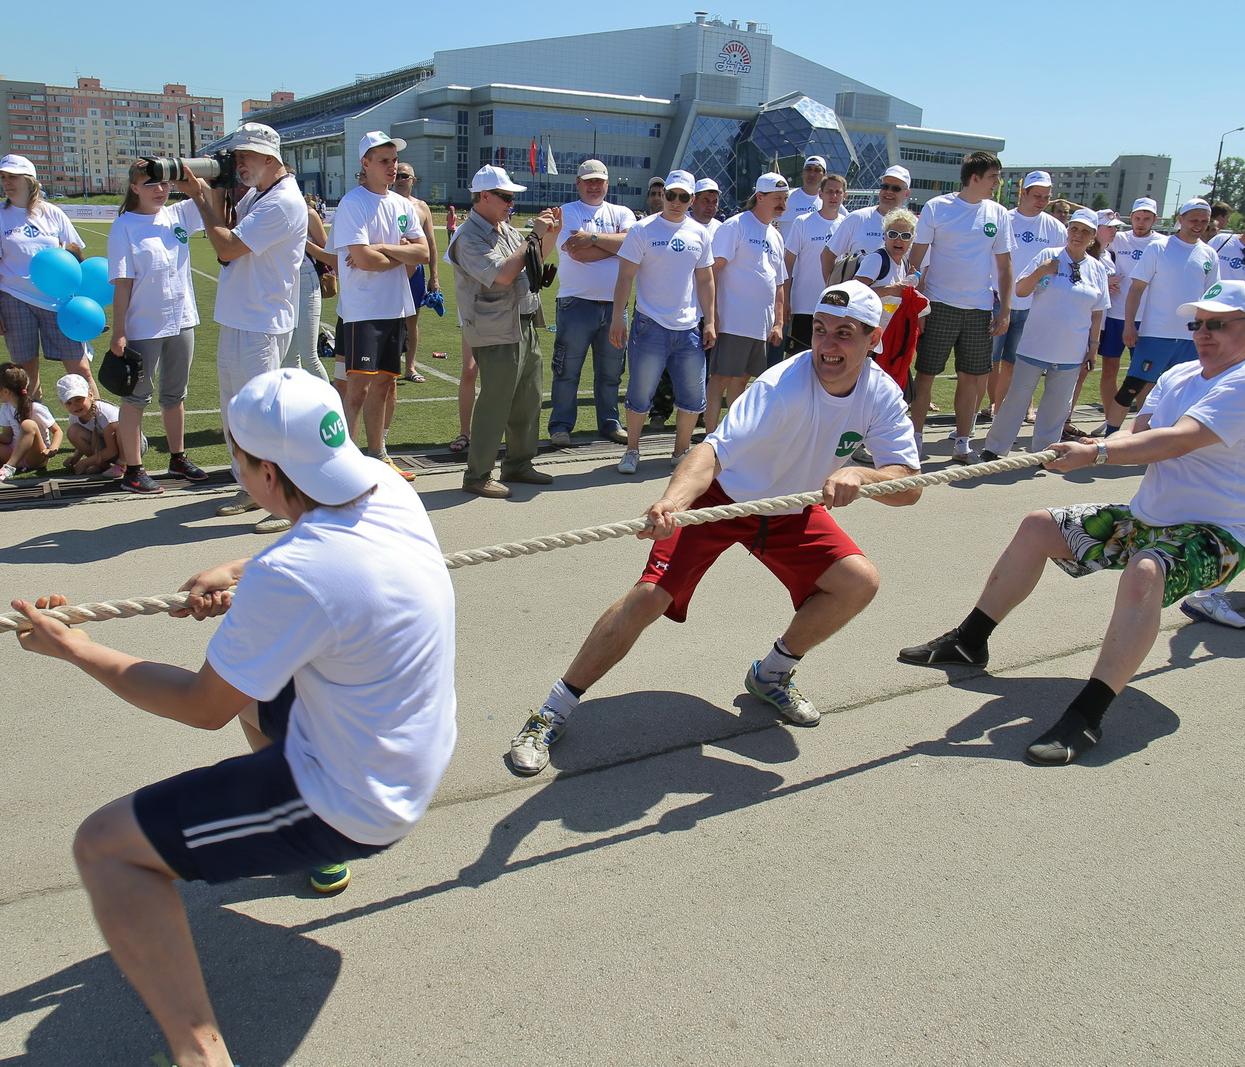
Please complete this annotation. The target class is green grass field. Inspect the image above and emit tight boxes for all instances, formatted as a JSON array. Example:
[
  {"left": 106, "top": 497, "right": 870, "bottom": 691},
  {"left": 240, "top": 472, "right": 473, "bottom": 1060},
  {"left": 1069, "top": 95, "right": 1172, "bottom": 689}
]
[{"left": 4, "top": 217, "right": 1098, "bottom": 470}]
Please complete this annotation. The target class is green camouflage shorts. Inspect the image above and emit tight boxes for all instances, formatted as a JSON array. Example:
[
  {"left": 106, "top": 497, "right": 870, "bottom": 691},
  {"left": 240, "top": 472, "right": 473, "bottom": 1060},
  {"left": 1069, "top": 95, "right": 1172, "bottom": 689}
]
[{"left": 1048, "top": 503, "right": 1245, "bottom": 607}]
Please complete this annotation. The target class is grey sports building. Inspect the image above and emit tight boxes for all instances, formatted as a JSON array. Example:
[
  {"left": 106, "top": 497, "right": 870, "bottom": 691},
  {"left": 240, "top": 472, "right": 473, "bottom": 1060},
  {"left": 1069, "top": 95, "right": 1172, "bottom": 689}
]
[{"left": 227, "top": 16, "right": 1004, "bottom": 211}]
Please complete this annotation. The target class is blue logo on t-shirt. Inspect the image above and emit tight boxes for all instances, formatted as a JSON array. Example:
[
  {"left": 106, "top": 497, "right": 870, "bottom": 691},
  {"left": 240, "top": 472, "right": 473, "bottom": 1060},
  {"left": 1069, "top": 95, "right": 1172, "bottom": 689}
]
[
  {"left": 1129, "top": 249, "right": 1143, "bottom": 260},
  {"left": 670, "top": 237, "right": 687, "bottom": 253},
  {"left": 1230, "top": 257, "right": 1244, "bottom": 270},
  {"left": 1020, "top": 231, "right": 1036, "bottom": 243},
  {"left": 20, "top": 224, "right": 41, "bottom": 239}
]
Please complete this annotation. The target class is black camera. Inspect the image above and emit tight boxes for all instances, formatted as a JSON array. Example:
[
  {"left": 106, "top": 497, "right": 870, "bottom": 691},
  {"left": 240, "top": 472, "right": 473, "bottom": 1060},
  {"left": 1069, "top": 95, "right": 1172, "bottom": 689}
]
[{"left": 141, "top": 150, "right": 236, "bottom": 190}]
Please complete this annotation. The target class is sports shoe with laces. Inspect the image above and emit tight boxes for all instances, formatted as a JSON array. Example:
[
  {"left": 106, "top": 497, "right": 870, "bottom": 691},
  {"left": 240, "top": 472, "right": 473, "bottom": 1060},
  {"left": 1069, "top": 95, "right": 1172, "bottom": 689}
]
[
  {"left": 1180, "top": 589, "right": 1245, "bottom": 629},
  {"left": 951, "top": 439, "right": 978, "bottom": 465},
  {"left": 309, "top": 863, "right": 351, "bottom": 894},
  {"left": 120, "top": 467, "right": 163, "bottom": 495},
  {"left": 618, "top": 449, "right": 640, "bottom": 475},
  {"left": 253, "top": 514, "right": 293, "bottom": 535},
  {"left": 549, "top": 431, "right": 572, "bottom": 447},
  {"left": 897, "top": 629, "right": 989, "bottom": 668},
  {"left": 1026, "top": 708, "right": 1102, "bottom": 765},
  {"left": 509, "top": 707, "right": 565, "bottom": 775},
  {"left": 168, "top": 454, "right": 209, "bottom": 482},
  {"left": 744, "top": 661, "right": 820, "bottom": 726},
  {"left": 216, "top": 491, "right": 258, "bottom": 516}
]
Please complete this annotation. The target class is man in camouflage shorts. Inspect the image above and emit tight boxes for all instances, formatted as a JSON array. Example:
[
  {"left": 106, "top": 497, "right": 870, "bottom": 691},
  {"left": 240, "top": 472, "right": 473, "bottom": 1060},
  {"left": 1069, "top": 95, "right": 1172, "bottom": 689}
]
[{"left": 896, "top": 280, "right": 1245, "bottom": 765}]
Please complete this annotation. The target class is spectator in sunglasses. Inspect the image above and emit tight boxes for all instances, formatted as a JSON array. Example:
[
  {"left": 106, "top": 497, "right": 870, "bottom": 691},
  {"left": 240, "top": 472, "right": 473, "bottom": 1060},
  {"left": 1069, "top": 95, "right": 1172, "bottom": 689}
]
[
  {"left": 821, "top": 165, "right": 911, "bottom": 283},
  {"left": 855, "top": 208, "right": 919, "bottom": 331}
]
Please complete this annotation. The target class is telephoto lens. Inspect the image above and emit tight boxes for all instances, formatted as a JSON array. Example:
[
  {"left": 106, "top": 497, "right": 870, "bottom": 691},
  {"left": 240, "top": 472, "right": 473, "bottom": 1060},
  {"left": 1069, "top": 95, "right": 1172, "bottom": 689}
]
[{"left": 141, "top": 156, "right": 223, "bottom": 184}]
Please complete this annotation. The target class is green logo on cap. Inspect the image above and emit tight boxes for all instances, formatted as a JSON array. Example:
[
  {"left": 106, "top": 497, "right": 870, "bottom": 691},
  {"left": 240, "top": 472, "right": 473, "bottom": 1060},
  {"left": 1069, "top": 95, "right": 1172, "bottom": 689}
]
[
  {"left": 835, "top": 431, "right": 863, "bottom": 458},
  {"left": 173, "top": 226, "right": 189, "bottom": 244},
  {"left": 398, "top": 213, "right": 410, "bottom": 232},
  {"left": 983, "top": 222, "right": 998, "bottom": 238},
  {"left": 1205, "top": 283, "right": 1223, "bottom": 298},
  {"left": 319, "top": 411, "right": 346, "bottom": 448}
]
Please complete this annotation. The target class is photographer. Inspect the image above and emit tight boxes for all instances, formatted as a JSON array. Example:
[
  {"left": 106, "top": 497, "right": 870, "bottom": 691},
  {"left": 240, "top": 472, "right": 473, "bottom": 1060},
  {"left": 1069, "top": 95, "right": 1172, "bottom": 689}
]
[
  {"left": 178, "top": 122, "right": 308, "bottom": 528},
  {"left": 106, "top": 161, "right": 209, "bottom": 495}
]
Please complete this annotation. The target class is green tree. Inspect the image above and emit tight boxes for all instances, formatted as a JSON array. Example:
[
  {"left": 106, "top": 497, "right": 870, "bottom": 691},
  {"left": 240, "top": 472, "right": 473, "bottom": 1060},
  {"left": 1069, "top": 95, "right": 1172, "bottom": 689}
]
[
  {"left": 1203, "top": 156, "right": 1245, "bottom": 212},
  {"left": 1091, "top": 192, "right": 1109, "bottom": 210}
]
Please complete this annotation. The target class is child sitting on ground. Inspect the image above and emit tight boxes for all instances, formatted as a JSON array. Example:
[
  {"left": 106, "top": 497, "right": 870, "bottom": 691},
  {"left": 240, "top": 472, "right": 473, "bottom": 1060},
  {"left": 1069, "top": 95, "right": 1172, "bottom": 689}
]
[
  {"left": 1, "top": 362, "right": 62, "bottom": 482},
  {"left": 55, "top": 373, "right": 133, "bottom": 477}
]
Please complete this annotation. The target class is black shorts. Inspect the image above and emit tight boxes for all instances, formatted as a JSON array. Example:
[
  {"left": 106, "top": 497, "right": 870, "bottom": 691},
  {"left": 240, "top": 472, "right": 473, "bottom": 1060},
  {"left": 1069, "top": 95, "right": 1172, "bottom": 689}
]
[
  {"left": 132, "top": 681, "right": 390, "bottom": 884},
  {"left": 337, "top": 317, "right": 405, "bottom": 376}
]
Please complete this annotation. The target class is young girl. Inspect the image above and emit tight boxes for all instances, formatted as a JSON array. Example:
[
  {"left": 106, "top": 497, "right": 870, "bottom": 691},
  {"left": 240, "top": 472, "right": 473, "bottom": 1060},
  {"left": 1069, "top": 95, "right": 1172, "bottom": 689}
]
[
  {"left": 56, "top": 372, "right": 136, "bottom": 477},
  {"left": 0, "top": 362, "right": 62, "bottom": 481},
  {"left": 106, "top": 161, "right": 210, "bottom": 495}
]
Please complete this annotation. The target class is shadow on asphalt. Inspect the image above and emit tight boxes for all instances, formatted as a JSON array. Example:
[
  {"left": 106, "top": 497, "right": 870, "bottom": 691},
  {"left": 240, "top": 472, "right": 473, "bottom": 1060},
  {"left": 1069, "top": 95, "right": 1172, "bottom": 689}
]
[
  {"left": 418, "top": 461, "right": 670, "bottom": 515},
  {"left": 0, "top": 498, "right": 249, "bottom": 566},
  {"left": 0, "top": 897, "right": 338, "bottom": 1066}
]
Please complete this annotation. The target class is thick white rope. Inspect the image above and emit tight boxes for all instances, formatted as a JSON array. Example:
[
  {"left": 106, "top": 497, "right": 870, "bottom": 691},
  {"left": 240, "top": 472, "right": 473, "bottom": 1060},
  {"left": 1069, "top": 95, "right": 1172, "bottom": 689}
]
[{"left": 1, "top": 450, "right": 1055, "bottom": 635}]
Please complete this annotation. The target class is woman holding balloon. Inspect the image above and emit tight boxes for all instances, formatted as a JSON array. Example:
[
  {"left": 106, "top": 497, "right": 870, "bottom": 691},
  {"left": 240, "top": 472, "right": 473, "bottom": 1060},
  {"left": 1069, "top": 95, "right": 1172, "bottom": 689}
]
[
  {"left": 0, "top": 154, "right": 97, "bottom": 401},
  {"left": 104, "top": 162, "right": 209, "bottom": 493}
]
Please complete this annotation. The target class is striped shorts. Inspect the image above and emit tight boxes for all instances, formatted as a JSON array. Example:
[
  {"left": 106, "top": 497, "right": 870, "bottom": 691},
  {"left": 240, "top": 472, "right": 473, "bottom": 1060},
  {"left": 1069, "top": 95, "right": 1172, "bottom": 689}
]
[{"left": 132, "top": 681, "right": 390, "bottom": 883}]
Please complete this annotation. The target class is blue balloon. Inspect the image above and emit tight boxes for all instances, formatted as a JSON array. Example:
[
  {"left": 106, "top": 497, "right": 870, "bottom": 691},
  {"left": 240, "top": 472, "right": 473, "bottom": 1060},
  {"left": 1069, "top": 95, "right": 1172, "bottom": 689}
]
[
  {"left": 30, "top": 247, "right": 82, "bottom": 302},
  {"left": 78, "top": 256, "right": 114, "bottom": 307},
  {"left": 57, "top": 296, "right": 106, "bottom": 343}
]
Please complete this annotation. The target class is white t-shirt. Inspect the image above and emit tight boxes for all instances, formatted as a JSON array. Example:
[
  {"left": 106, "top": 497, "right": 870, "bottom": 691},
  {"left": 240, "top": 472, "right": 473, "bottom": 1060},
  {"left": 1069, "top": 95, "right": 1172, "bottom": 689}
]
[
  {"left": 107, "top": 201, "right": 203, "bottom": 341},
  {"left": 1132, "top": 359, "right": 1245, "bottom": 543},
  {"left": 206, "top": 466, "right": 457, "bottom": 845},
  {"left": 826, "top": 206, "right": 888, "bottom": 260},
  {"left": 330, "top": 186, "right": 425, "bottom": 323},
  {"left": 0, "top": 203, "right": 86, "bottom": 310},
  {"left": 856, "top": 251, "right": 910, "bottom": 331},
  {"left": 0, "top": 400, "right": 56, "bottom": 447},
  {"left": 1209, "top": 233, "right": 1245, "bottom": 283},
  {"left": 707, "top": 352, "right": 920, "bottom": 511},
  {"left": 1132, "top": 236, "right": 1220, "bottom": 340},
  {"left": 914, "top": 193, "right": 1014, "bottom": 311},
  {"left": 695, "top": 216, "right": 722, "bottom": 245},
  {"left": 1015, "top": 249, "right": 1110, "bottom": 366},
  {"left": 786, "top": 210, "right": 846, "bottom": 315},
  {"left": 69, "top": 398, "right": 119, "bottom": 432},
  {"left": 214, "top": 175, "right": 308, "bottom": 335},
  {"left": 1107, "top": 230, "right": 1161, "bottom": 320},
  {"left": 775, "top": 189, "right": 821, "bottom": 239},
  {"left": 617, "top": 213, "right": 713, "bottom": 330},
  {"left": 998, "top": 208, "right": 1067, "bottom": 311},
  {"left": 712, "top": 211, "right": 787, "bottom": 341},
  {"left": 555, "top": 200, "right": 636, "bottom": 302}
]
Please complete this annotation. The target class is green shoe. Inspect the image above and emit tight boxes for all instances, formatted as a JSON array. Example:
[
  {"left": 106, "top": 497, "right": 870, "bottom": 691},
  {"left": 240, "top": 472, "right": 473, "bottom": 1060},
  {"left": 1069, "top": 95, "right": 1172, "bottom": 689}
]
[{"left": 309, "top": 862, "right": 351, "bottom": 894}]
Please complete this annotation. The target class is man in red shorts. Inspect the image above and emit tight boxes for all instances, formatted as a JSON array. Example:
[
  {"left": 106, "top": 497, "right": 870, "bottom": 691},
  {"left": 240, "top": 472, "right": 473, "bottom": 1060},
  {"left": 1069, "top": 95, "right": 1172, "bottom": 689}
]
[{"left": 508, "top": 280, "right": 923, "bottom": 775}]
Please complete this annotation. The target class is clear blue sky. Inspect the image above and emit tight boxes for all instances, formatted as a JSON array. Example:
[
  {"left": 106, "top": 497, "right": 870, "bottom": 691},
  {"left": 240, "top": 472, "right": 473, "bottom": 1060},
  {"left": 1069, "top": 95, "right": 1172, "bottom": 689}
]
[{"left": 4, "top": 1, "right": 1237, "bottom": 199}]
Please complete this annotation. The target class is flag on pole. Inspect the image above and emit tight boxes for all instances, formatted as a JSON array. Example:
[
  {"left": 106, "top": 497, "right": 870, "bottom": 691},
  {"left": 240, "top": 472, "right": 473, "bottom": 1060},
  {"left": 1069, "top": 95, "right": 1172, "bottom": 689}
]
[
  {"left": 529, "top": 137, "right": 538, "bottom": 176},
  {"left": 545, "top": 141, "right": 558, "bottom": 176},
  {"left": 771, "top": 149, "right": 781, "bottom": 173}
]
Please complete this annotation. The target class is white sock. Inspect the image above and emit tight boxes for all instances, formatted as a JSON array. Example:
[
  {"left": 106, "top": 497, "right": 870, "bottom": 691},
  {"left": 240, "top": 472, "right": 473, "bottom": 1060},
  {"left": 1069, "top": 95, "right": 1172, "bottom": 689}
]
[
  {"left": 757, "top": 638, "right": 802, "bottom": 682},
  {"left": 955, "top": 435, "right": 971, "bottom": 450},
  {"left": 543, "top": 678, "right": 581, "bottom": 723}
]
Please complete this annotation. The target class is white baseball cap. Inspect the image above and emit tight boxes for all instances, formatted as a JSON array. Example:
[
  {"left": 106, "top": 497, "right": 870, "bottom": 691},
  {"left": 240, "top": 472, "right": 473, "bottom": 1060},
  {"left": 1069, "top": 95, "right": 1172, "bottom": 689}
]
[
  {"left": 230, "top": 123, "right": 282, "bottom": 160},
  {"left": 1177, "top": 280, "right": 1245, "bottom": 318},
  {"left": 803, "top": 155, "right": 828, "bottom": 170},
  {"left": 470, "top": 165, "right": 526, "bottom": 194},
  {"left": 1069, "top": 208, "right": 1100, "bottom": 231},
  {"left": 0, "top": 154, "right": 36, "bottom": 178},
  {"left": 1095, "top": 209, "right": 1124, "bottom": 228},
  {"left": 227, "top": 369, "right": 381, "bottom": 507},
  {"left": 577, "top": 159, "right": 608, "bottom": 180},
  {"left": 1022, "top": 170, "right": 1053, "bottom": 189},
  {"left": 694, "top": 178, "right": 720, "bottom": 194},
  {"left": 1131, "top": 197, "right": 1158, "bottom": 215},
  {"left": 754, "top": 172, "right": 790, "bottom": 194},
  {"left": 55, "top": 374, "right": 90, "bottom": 404},
  {"left": 881, "top": 165, "right": 911, "bottom": 187},
  {"left": 1178, "top": 197, "right": 1211, "bottom": 216},
  {"left": 648, "top": 175, "right": 666, "bottom": 189},
  {"left": 815, "top": 281, "right": 885, "bottom": 352},
  {"left": 664, "top": 170, "right": 695, "bottom": 194},
  {"left": 359, "top": 131, "right": 407, "bottom": 161}
]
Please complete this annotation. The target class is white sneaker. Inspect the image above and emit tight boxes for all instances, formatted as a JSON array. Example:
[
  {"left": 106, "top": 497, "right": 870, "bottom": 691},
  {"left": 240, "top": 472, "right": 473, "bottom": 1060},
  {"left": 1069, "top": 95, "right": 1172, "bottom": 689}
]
[
  {"left": 0, "top": 463, "right": 16, "bottom": 482},
  {"left": 216, "top": 491, "right": 259, "bottom": 517},
  {"left": 1180, "top": 590, "right": 1245, "bottom": 629},
  {"left": 509, "top": 707, "right": 565, "bottom": 775},
  {"left": 617, "top": 449, "right": 640, "bottom": 475},
  {"left": 744, "top": 661, "right": 821, "bottom": 726},
  {"left": 951, "top": 437, "right": 978, "bottom": 465}
]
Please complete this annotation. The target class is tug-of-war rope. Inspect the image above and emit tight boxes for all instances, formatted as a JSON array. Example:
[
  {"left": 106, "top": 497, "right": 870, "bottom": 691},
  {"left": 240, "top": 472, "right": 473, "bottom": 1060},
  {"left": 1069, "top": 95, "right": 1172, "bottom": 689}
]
[{"left": 0, "top": 450, "right": 1056, "bottom": 635}]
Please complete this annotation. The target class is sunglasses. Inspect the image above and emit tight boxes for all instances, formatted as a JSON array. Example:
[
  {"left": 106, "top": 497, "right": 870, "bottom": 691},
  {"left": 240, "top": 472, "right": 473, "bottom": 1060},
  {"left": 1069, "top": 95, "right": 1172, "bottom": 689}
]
[
  {"left": 489, "top": 190, "right": 515, "bottom": 203},
  {"left": 395, "top": 174, "right": 413, "bottom": 181},
  {"left": 1069, "top": 260, "right": 1082, "bottom": 285},
  {"left": 885, "top": 229, "right": 913, "bottom": 241},
  {"left": 1187, "top": 318, "right": 1242, "bottom": 332},
  {"left": 664, "top": 190, "right": 692, "bottom": 203},
  {"left": 880, "top": 183, "right": 905, "bottom": 193}
]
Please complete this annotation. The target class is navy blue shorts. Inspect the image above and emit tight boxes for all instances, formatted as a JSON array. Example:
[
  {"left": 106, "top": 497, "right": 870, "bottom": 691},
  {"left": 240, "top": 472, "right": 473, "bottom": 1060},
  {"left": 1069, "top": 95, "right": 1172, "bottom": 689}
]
[
  {"left": 132, "top": 681, "right": 390, "bottom": 884},
  {"left": 1128, "top": 336, "right": 1198, "bottom": 383},
  {"left": 408, "top": 264, "right": 427, "bottom": 309},
  {"left": 1099, "top": 317, "right": 1139, "bottom": 359}
]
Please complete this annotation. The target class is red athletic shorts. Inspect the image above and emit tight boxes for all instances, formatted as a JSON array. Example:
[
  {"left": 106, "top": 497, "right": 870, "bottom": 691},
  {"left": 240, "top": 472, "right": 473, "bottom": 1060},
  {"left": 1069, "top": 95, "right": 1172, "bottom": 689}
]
[{"left": 638, "top": 480, "right": 863, "bottom": 623}]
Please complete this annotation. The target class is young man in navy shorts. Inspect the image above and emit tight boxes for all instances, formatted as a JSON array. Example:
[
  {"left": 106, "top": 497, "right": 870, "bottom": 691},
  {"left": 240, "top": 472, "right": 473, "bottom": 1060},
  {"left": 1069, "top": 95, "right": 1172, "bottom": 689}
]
[{"left": 13, "top": 369, "right": 456, "bottom": 1067}]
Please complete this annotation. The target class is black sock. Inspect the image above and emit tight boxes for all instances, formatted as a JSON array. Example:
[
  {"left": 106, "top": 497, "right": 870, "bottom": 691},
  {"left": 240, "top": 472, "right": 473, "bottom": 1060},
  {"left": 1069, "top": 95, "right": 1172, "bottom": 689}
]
[
  {"left": 563, "top": 680, "right": 586, "bottom": 699},
  {"left": 1065, "top": 678, "right": 1116, "bottom": 730},
  {"left": 1104, "top": 423, "right": 1120, "bottom": 434},
  {"left": 124, "top": 464, "right": 141, "bottom": 478},
  {"left": 956, "top": 607, "right": 998, "bottom": 650},
  {"left": 170, "top": 451, "right": 185, "bottom": 461}
]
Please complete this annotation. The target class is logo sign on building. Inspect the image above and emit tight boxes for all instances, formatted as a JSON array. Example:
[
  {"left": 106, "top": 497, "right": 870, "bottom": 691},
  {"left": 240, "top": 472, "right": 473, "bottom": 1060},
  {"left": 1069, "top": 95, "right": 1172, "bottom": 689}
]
[{"left": 716, "top": 40, "right": 752, "bottom": 75}]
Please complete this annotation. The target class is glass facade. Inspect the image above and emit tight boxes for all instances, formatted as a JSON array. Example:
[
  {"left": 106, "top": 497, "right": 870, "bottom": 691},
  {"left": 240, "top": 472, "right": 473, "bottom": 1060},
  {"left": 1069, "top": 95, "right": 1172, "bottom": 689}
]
[
  {"left": 681, "top": 115, "right": 747, "bottom": 213},
  {"left": 848, "top": 131, "right": 890, "bottom": 188}
]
